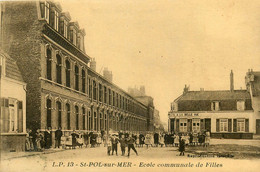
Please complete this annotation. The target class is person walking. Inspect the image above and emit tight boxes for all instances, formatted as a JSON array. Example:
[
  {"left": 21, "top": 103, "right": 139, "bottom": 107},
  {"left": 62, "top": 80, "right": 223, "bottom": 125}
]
[
  {"left": 154, "top": 132, "right": 159, "bottom": 147},
  {"left": 55, "top": 127, "right": 62, "bottom": 148},
  {"left": 71, "top": 130, "right": 78, "bottom": 149},
  {"left": 35, "top": 129, "right": 44, "bottom": 151},
  {"left": 111, "top": 134, "right": 119, "bottom": 156},
  {"left": 139, "top": 133, "right": 145, "bottom": 147},
  {"left": 107, "top": 136, "right": 112, "bottom": 156},
  {"left": 119, "top": 134, "right": 127, "bottom": 156},
  {"left": 126, "top": 135, "right": 138, "bottom": 157}
]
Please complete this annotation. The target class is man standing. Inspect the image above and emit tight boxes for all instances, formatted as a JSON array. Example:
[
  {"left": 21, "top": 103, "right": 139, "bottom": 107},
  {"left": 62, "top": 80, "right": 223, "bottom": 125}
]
[
  {"left": 44, "top": 127, "right": 52, "bottom": 149},
  {"left": 127, "top": 134, "right": 138, "bottom": 157},
  {"left": 55, "top": 127, "right": 62, "bottom": 148},
  {"left": 119, "top": 134, "right": 126, "bottom": 156},
  {"left": 111, "top": 134, "right": 119, "bottom": 156}
]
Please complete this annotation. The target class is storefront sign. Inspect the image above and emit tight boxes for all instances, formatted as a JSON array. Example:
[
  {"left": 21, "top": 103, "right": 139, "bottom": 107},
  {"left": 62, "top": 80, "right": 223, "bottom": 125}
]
[{"left": 169, "top": 113, "right": 199, "bottom": 118}]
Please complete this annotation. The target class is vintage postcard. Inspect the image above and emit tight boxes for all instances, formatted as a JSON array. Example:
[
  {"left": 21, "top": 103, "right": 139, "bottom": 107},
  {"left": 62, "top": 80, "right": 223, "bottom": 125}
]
[{"left": 0, "top": 0, "right": 260, "bottom": 171}]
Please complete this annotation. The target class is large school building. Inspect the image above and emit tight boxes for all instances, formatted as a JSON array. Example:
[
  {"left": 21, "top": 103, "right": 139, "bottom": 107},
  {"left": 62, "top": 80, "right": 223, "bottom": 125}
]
[{"left": 0, "top": 1, "right": 156, "bottom": 147}]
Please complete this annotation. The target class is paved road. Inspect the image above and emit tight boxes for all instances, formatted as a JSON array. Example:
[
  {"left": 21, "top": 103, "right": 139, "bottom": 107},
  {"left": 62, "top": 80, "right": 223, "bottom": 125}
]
[{"left": 1, "top": 145, "right": 260, "bottom": 172}]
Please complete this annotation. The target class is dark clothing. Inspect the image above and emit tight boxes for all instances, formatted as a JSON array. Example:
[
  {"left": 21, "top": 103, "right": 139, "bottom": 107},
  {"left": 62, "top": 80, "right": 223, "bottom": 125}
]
[
  {"left": 127, "top": 144, "right": 138, "bottom": 156},
  {"left": 139, "top": 134, "right": 145, "bottom": 145},
  {"left": 189, "top": 133, "right": 193, "bottom": 144},
  {"left": 120, "top": 138, "right": 127, "bottom": 147},
  {"left": 44, "top": 131, "right": 52, "bottom": 149},
  {"left": 179, "top": 140, "right": 185, "bottom": 152},
  {"left": 154, "top": 133, "right": 159, "bottom": 144},
  {"left": 71, "top": 133, "right": 79, "bottom": 148},
  {"left": 121, "top": 146, "right": 126, "bottom": 155},
  {"left": 112, "top": 144, "right": 118, "bottom": 155},
  {"left": 126, "top": 137, "right": 135, "bottom": 145},
  {"left": 55, "top": 129, "right": 62, "bottom": 148}
]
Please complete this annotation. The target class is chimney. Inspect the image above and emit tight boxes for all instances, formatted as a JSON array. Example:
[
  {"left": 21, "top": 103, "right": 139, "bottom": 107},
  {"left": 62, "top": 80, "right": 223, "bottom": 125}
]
[
  {"left": 90, "top": 58, "right": 96, "bottom": 71},
  {"left": 103, "top": 67, "right": 113, "bottom": 82},
  {"left": 230, "top": 70, "right": 234, "bottom": 92},
  {"left": 140, "top": 86, "right": 145, "bottom": 95}
]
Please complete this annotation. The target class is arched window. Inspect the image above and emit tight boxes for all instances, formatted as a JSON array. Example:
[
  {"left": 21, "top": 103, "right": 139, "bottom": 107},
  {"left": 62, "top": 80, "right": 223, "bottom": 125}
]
[
  {"left": 94, "top": 112, "right": 97, "bottom": 131},
  {"left": 46, "top": 99, "right": 52, "bottom": 128},
  {"left": 93, "top": 80, "right": 97, "bottom": 100},
  {"left": 100, "top": 113, "right": 103, "bottom": 130},
  {"left": 66, "top": 103, "right": 70, "bottom": 130},
  {"left": 82, "top": 69, "right": 86, "bottom": 93},
  {"left": 56, "top": 101, "right": 62, "bottom": 128},
  {"left": 75, "top": 106, "right": 79, "bottom": 130},
  {"left": 56, "top": 54, "right": 62, "bottom": 84},
  {"left": 46, "top": 48, "right": 52, "bottom": 80},
  {"left": 82, "top": 107, "right": 86, "bottom": 130},
  {"left": 65, "top": 60, "right": 70, "bottom": 87},
  {"left": 104, "top": 114, "right": 107, "bottom": 131},
  {"left": 75, "top": 65, "right": 79, "bottom": 91},
  {"left": 88, "top": 111, "right": 92, "bottom": 130}
]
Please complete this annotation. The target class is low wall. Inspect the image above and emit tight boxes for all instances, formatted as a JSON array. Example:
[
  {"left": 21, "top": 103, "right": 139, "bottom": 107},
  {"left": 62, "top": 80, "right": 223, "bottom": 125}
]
[
  {"left": 211, "top": 132, "right": 253, "bottom": 139},
  {"left": 0, "top": 134, "right": 27, "bottom": 152}
]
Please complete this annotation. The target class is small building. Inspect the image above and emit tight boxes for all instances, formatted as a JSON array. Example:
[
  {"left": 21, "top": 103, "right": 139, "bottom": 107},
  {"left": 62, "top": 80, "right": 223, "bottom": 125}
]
[
  {"left": 0, "top": 49, "right": 27, "bottom": 151},
  {"left": 168, "top": 71, "right": 254, "bottom": 139}
]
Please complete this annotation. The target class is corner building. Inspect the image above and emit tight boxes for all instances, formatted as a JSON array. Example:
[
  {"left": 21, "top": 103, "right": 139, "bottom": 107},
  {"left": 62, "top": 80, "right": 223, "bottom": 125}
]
[
  {"left": 168, "top": 71, "right": 254, "bottom": 139},
  {"left": 1, "top": 1, "right": 151, "bottom": 146}
]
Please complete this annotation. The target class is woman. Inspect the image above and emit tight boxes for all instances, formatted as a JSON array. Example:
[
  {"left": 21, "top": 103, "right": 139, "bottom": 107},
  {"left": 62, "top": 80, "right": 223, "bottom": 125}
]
[
  {"left": 159, "top": 133, "right": 165, "bottom": 147},
  {"left": 35, "top": 129, "right": 44, "bottom": 151},
  {"left": 205, "top": 130, "right": 210, "bottom": 147}
]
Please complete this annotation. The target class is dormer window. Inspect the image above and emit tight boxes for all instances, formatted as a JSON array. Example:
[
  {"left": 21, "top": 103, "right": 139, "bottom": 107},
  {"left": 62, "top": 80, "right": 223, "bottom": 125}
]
[
  {"left": 54, "top": 10, "right": 59, "bottom": 31},
  {"left": 237, "top": 100, "right": 245, "bottom": 111},
  {"left": 211, "top": 101, "right": 219, "bottom": 111},
  {"left": 40, "top": 1, "right": 50, "bottom": 23},
  {"left": 63, "top": 20, "right": 68, "bottom": 38},
  {"left": 70, "top": 27, "right": 77, "bottom": 45}
]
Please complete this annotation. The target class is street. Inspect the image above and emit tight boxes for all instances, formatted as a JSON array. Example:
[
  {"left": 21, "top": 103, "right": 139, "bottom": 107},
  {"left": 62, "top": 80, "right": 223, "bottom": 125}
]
[{"left": 1, "top": 139, "right": 260, "bottom": 172}]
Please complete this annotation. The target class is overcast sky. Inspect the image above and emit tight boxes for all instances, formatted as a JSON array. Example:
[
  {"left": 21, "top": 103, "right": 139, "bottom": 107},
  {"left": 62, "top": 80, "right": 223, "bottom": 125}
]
[{"left": 59, "top": 0, "right": 260, "bottom": 125}]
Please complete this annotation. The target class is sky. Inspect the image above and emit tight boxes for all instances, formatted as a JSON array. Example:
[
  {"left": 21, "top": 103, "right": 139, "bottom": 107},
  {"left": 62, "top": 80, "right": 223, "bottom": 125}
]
[{"left": 59, "top": 0, "right": 260, "bottom": 125}]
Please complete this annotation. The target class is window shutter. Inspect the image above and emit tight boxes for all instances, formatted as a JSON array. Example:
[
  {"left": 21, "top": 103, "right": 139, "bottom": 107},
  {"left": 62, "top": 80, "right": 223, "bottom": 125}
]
[
  {"left": 228, "top": 119, "right": 232, "bottom": 132},
  {"left": 176, "top": 119, "right": 179, "bottom": 132},
  {"left": 233, "top": 119, "right": 237, "bottom": 132},
  {"left": 245, "top": 119, "right": 249, "bottom": 132},
  {"left": 17, "top": 101, "right": 23, "bottom": 133},
  {"left": 216, "top": 119, "right": 220, "bottom": 132}
]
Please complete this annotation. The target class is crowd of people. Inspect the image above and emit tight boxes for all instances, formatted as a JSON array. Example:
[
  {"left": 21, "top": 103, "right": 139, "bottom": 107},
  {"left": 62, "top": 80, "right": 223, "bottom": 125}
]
[{"left": 25, "top": 128, "right": 210, "bottom": 156}]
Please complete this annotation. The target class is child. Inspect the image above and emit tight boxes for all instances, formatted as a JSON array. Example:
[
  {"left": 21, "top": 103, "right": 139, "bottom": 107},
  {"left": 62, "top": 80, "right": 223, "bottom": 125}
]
[
  {"left": 179, "top": 138, "right": 185, "bottom": 156},
  {"left": 107, "top": 137, "right": 112, "bottom": 156}
]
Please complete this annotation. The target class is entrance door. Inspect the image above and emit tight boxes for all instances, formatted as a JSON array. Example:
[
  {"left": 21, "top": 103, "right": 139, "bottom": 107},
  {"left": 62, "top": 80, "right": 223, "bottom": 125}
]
[
  {"left": 256, "top": 119, "right": 260, "bottom": 135},
  {"left": 205, "top": 118, "right": 211, "bottom": 132}
]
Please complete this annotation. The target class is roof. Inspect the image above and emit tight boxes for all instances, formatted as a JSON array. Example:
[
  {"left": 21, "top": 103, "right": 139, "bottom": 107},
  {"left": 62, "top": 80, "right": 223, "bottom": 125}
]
[
  {"left": 176, "top": 90, "right": 251, "bottom": 101},
  {"left": 0, "top": 50, "right": 24, "bottom": 82}
]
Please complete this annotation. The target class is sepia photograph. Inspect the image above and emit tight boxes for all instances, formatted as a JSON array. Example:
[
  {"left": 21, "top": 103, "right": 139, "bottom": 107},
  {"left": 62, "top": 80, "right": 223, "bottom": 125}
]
[{"left": 0, "top": 0, "right": 260, "bottom": 171}]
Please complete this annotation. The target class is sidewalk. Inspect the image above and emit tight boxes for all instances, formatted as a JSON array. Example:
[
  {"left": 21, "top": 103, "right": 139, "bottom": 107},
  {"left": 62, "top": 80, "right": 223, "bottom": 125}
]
[{"left": 1, "top": 148, "right": 66, "bottom": 161}]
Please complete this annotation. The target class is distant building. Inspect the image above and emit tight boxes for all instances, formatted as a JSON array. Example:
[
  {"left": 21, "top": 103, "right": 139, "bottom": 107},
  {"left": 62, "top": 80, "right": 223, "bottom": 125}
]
[
  {"left": 168, "top": 70, "right": 254, "bottom": 139},
  {"left": 128, "top": 86, "right": 155, "bottom": 131},
  {"left": 245, "top": 69, "right": 260, "bottom": 135},
  {"left": 0, "top": 49, "right": 27, "bottom": 151},
  {"left": 153, "top": 109, "right": 164, "bottom": 132}
]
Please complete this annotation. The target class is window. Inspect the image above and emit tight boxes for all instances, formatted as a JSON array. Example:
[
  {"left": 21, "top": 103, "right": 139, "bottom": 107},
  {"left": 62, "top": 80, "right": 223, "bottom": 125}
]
[
  {"left": 56, "top": 101, "right": 62, "bottom": 128},
  {"left": 211, "top": 101, "right": 219, "bottom": 111},
  {"left": 93, "top": 80, "right": 97, "bottom": 100},
  {"left": 88, "top": 111, "right": 92, "bottom": 130},
  {"left": 65, "top": 60, "right": 70, "bottom": 87},
  {"left": 99, "top": 84, "right": 102, "bottom": 102},
  {"left": 46, "top": 99, "right": 52, "bottom": 128},
  {"left": 100, "top": 113, "right": 103, "bottom": 130},
  {"left": 237, "top": 119, "right": 245, "bottom": 132},
  {"left": 40, "top": 1, "right": 50, "bottom": 23},
  {"left": 54, "top": 10, "right": 59, "bottom": 31},
  {"left": 192, "top": 119, "right": 200, "bottom": 132},
  {"left": 66, "top": 104, "right": 70, "bottom": 130},
  {"left": 46, "top": 48, "right": 52, "bottom": 80},
  {"left": 104, "top": 86, "right": 107, "bottom": 104},
  {"left": 70, "top": 28, "right": 77, "bottom": 45},
  {"left": 56, "top": 54, "right": 62, "bottom": 84},
  {"left": 112, "top": 91, "right": 115, "bottom": 106},
  {"left": 75, "top": 106, "right": 79, "bottom": 130},
  {"left": 179, "top": 119, "right": 187, "bottom": 132},
  {"left": 94, "top": 112, "right": 97, "bottom": 131},
  {"left": 74, "top": 65, "right": 79, "bottom": 91},
  {"left": 237, "top": 101, "right": 245, "bottom": 111},
  {"left": 64, "top": 20, "right": 68, "bottom": 38},
  {"left": 108, "top": 89, "right": 111, "bottom": 105},
  {"left": 82, "top": 107, "right": 85, "bottom": 130},
  {"left": 82, "top": 69, "right": 85, "bottom": 93},
  {"left": 88, "top": 78, "right": 92, "bottom": 98},
  {"left": 104, "top": 114, "right": 107, "bottom": 130},
  {"left": 220, "top": 119, "right": 228, "bottom": 132}
]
